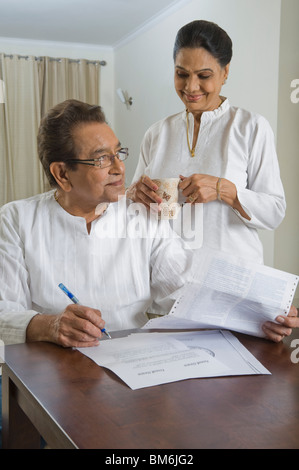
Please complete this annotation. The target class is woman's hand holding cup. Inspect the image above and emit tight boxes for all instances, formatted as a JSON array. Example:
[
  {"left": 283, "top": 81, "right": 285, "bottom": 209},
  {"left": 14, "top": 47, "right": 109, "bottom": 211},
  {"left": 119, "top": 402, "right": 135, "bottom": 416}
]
[{"left": 127, "top": 175, "right": 163, "bottom": 209}]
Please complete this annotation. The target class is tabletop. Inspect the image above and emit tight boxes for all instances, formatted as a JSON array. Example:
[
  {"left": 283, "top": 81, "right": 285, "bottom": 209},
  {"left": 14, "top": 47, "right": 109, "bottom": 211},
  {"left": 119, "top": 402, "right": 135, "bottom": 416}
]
[{"left": 2, "top": 328, "right": 299, "bottom": 449}]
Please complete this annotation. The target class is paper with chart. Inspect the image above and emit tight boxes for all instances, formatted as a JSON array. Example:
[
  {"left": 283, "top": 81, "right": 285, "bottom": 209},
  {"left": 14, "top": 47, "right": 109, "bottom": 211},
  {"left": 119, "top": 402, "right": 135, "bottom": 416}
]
[
  {"left": 78, "top": 333, "right": 228, "bottom": 390},
  {"left": 77, "top": 329, "right": 270, "bottom": 390},
  {"left": 143, "top": 248, "right": 298, "bottom": 337}
]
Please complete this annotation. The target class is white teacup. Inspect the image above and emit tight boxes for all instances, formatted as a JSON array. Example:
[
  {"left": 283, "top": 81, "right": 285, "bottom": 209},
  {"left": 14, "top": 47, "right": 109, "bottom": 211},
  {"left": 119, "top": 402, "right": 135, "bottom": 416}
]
[{"left": 152, "top": 178, "right": 180, "bottom": 219}]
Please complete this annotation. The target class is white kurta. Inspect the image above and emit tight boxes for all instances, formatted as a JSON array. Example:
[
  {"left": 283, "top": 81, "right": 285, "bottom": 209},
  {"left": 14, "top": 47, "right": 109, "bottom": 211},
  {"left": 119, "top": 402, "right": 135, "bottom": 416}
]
[
  {"left": 0, "top": 191, "right": 193, "bottom": 344},
  {"left": 132, "top": 99, "right": 286, "bottom": 263}
]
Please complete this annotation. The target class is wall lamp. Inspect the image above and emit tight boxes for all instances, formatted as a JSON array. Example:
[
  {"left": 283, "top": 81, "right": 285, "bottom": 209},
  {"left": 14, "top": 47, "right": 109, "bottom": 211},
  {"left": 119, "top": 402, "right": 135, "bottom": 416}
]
[{"left": 116, "top": 88, "right": 133, "bottom": 109}]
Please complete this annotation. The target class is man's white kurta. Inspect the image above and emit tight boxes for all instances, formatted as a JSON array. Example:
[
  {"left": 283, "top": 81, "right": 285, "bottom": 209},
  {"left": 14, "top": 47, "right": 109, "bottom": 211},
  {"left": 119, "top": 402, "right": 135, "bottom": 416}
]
[
  {"left": 0, "top": 192, "right": 193, "bottom": 344},
  {"left": 133, "top": 99, "right": 286, "bottom": 262}
]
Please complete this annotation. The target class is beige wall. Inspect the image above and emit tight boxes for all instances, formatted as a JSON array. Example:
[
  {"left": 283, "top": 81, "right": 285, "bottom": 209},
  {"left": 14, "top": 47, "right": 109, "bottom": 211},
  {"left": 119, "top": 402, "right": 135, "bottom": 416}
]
[{"left": 276, "top": 0, "right": 299, "bottom": 305}]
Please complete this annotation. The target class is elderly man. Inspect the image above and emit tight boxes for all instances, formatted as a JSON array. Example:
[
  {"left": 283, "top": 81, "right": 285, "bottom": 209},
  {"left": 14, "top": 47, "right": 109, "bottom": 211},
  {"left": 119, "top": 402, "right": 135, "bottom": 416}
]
[
  {"left": 0, "top": 99, "right": 297, "bottom": 349},
  {"left": 0, "top": 99, "right": 194, "bottom": 348}
]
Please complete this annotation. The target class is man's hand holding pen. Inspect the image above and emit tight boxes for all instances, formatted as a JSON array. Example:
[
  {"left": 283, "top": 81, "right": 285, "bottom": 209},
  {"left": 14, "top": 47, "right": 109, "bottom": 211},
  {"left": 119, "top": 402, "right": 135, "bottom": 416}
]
[
  {"left": 26, "top": 304, "right": 106, "bottom": 348},
  {"left": 49, "top": 304, "right": 106, "bottom": 348}
]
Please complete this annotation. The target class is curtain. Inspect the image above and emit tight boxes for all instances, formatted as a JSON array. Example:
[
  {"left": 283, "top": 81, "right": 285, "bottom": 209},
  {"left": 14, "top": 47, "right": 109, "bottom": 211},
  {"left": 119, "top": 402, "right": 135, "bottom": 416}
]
[
  {"left": 0, "top": 54, "right": 42, "bottom": 203},
  {"left": 0, "top": 54, "right": 101, "bottom": 206},
  {"left": 40, "top": 57, "right": 100, "bottom": 117}
]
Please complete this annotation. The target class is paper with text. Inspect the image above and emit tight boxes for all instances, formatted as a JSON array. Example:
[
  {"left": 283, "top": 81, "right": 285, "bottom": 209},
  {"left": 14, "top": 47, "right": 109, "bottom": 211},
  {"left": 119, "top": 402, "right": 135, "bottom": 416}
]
[
  {"left": 77, "top": 330, "right": 270, "bottom": 390},
  {"left": 144, "top": 248, "right": 298, "bottom": 337},
  {"left": 78, "top": 333, "right": 228, "bottom": 389},
  {"left": 156, "top": 330, "right": 270, "bottom": 375}
]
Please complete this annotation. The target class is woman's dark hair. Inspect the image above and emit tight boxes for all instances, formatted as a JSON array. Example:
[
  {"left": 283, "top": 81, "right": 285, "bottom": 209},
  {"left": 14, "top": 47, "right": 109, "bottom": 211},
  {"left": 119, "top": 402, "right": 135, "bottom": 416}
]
[
  {"left": 173, "top": 20, "right": 232, "bottom": 67},
  {"left": 37, "top": 99, "right": 106, "bottom": 187}
]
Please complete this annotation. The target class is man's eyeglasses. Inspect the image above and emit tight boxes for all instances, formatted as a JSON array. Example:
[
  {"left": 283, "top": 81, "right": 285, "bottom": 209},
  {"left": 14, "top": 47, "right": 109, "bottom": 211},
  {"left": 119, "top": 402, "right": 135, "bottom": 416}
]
[{"left": 68, "top": 148, "right": 129, "bottom": 169}]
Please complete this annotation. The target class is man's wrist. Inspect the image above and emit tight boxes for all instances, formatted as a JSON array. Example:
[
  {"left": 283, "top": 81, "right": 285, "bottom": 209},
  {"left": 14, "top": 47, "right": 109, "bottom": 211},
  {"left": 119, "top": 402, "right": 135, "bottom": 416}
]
[{"left": 26, "top": 313, "right": 56, "bottom": 343}]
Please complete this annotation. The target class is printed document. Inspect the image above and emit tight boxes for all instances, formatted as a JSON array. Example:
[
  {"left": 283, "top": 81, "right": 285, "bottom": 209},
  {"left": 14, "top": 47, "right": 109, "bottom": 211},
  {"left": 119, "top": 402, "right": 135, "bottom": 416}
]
[
  {"left": 77, "top": 330, "right": 270, "bottom": 390},
  {"left": 144, "top": 248, "right": 298, "bottom": 336}
]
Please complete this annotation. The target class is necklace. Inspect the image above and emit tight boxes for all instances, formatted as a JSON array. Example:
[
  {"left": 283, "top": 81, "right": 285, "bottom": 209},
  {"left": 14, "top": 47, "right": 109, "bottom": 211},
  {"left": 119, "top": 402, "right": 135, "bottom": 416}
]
[
  {"left": 186, "top": 98, "right": 224, "bottom": 157},
  {"left": 54, "top": 190, "right": 67, "bottom": 212},
  {"left": 54, "top": 190, "right": 61, "bottom": 206},
  {"left": 54, "top": 189, "right": 108, "bottom": 219},
  {"left": 186, "top": 110, "right": 196, "bottom": 157}
]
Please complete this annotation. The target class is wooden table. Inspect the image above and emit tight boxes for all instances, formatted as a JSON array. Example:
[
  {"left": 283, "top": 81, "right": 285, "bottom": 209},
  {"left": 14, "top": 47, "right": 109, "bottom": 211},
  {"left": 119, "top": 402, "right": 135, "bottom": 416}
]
[{"left": 2, "top": 329, "right": 299, "bottom": 449}]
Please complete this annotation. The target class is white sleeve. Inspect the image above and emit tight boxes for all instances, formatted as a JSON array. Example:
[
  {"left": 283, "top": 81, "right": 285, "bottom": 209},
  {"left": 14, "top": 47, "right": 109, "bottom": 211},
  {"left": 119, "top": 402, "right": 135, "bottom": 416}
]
[
  {"left": 149, "top": 221, "right": 194, "bottom": 314},
  {"left": 0, "top": 206, "right": 37, "bottom": 344},
  {"left": 131, "top": 128, "right": 152, "bottom": 183},
  {"left": 233, "top": 116, "right": 286, "bottom": 230}
]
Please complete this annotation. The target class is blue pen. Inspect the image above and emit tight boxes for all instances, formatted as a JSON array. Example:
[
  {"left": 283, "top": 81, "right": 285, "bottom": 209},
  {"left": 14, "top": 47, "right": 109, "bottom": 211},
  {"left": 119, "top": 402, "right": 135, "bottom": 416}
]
[{"left": 58, "top": 283, "right": 111, "bottom": 339}]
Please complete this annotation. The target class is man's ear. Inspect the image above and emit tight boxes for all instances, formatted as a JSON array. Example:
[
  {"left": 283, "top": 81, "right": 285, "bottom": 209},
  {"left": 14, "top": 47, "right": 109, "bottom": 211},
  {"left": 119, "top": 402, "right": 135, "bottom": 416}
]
[{"left": 50, "top": 162, "right": 72, "bottom": 192}]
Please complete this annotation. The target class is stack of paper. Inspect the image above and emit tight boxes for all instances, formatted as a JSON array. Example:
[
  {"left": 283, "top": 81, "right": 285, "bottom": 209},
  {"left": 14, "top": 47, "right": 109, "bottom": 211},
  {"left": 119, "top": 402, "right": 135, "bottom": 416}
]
[
  {"left": 144, "top": 248, "right": 299, "bottom": 337},
  {"left": 77, "top": 330, "right": 270, "bottom": 390}
]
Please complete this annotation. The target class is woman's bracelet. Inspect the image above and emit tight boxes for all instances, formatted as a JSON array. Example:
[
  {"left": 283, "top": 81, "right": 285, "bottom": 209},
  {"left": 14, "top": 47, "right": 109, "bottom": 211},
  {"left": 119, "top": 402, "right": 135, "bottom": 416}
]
[{"left": 216, "top": 177, "right": 222, "bottom": 201}]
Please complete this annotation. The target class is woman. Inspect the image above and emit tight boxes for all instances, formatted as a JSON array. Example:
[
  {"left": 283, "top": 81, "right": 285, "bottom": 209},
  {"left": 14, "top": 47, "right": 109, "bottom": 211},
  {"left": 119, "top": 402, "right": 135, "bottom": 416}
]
[
  {"left": 127, "top": 20, "right": 299, "bottom": 342},
  {"left": 128, "top": 20, "right": 286, "bottom": 262}
]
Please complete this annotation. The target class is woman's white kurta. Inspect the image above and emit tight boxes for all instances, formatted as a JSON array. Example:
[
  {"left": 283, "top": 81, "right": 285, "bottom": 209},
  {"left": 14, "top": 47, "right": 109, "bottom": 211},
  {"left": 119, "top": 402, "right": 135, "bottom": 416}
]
[
  {"left": 0, "top": 191, "right": 193, "bottom": 344},
  {"left": 132, "top": 99, "right": 286, "bottom": 262}
]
